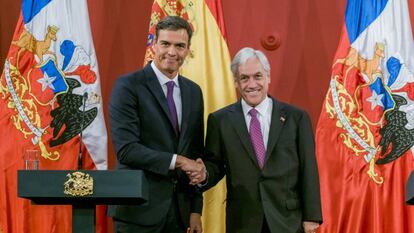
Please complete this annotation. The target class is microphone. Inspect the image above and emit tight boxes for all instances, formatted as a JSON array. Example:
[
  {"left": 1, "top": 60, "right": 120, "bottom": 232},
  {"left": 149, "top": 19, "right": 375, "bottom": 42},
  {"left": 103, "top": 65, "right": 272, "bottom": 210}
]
[{"left": 78, "top": 92, "right": 88, "bottom": 170}]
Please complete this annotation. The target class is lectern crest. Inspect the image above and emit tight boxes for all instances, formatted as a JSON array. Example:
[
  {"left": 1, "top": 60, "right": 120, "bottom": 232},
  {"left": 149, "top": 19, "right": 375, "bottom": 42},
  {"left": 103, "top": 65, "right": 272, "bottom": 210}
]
[{"left": 64, "top": 171, "right": 93, "bottom": 196}]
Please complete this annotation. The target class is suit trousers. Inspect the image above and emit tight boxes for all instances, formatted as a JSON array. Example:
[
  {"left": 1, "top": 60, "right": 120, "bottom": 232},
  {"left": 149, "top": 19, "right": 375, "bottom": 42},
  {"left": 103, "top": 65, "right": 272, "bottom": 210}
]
[
  {"left": 261, "top": 217, "right": 271, "bottom": 233},
  {"left": 113, "top": 193, "right": 185, "bottom": 233}
]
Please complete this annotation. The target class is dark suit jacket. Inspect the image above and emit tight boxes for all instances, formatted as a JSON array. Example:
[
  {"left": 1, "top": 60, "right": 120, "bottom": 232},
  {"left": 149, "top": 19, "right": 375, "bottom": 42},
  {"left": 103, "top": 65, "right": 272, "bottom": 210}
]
[
  {"left": 203, "top": 97, "right": 322, "bottom": 233},
  {"left": 107, "top": 63, "right": 204, "bottom": 227}
]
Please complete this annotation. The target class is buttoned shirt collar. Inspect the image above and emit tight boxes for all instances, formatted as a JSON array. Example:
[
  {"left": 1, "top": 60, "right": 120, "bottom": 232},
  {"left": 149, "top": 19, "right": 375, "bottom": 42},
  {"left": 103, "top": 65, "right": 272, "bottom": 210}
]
[
  {"left": 151, "top": 62, "right": 179, "bottom": 87},
  {"left": 241, "top": 96, "right": 271, "bottom": 118}
]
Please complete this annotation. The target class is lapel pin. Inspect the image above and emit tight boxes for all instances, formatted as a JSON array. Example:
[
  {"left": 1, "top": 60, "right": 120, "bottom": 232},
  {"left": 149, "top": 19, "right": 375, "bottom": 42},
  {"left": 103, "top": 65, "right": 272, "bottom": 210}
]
[{"left": 280, "top": 116, "right": 285, "bottom": 123}]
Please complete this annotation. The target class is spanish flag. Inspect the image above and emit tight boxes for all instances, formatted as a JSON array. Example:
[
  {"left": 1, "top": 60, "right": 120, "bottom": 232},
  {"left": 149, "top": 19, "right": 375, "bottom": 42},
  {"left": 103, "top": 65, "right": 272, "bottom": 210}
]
[{"left": 144, "top": 1, "right": 236, "bottom": 232}]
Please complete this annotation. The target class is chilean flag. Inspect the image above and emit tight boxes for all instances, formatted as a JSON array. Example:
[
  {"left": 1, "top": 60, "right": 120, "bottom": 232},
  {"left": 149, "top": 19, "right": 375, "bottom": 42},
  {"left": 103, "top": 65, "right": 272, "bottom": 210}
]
[
  {"left": 0, "top": 0, "right": 108, "bottom": 232},
  {"left": 316, "top": 0, "right": 414, "bottom": 232}
]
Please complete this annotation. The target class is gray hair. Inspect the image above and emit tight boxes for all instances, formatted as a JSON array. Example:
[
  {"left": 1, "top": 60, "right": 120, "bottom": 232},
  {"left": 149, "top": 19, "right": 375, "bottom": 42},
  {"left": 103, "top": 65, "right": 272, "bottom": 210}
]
[{"left": 230, "top": 47, "right": 270, "bottom": 78}]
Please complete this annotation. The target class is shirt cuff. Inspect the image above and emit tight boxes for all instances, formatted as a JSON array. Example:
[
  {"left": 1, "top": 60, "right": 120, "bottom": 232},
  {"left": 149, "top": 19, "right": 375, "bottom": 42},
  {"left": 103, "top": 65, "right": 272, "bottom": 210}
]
[
  {"left": 169, "top": 154, "right": 177, "bottom": 170},
  {"left": 197, "top": 170, "right": 209, "bottom": 188}
]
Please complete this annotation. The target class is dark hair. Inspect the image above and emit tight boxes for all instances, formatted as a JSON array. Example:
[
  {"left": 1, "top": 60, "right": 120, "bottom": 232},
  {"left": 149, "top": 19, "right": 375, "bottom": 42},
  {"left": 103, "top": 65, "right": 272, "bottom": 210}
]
[{"left": 155, "top": 16, "right": 193, "bottom": 45}]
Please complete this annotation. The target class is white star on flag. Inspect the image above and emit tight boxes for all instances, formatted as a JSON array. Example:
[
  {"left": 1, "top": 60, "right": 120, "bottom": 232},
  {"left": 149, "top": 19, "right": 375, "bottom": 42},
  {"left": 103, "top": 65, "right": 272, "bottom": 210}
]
[
  {"left": 37, "top": 73, "right": 56, "bottom": 92},
  {"left": 366, "top": 90, "right": 384, "bottom": 110}
]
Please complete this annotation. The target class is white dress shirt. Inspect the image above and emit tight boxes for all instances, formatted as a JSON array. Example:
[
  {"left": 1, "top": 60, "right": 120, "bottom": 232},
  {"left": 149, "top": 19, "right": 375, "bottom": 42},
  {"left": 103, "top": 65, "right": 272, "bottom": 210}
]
[{"left": 151, "top": 62, "right": 182, "bottom": 169}]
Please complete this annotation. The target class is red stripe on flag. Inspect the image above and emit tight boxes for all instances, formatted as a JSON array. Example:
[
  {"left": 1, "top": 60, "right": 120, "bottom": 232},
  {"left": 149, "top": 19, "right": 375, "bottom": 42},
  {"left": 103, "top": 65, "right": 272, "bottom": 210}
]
[{"left": 204, "top": 0, "right": 227, "bottom": 41}]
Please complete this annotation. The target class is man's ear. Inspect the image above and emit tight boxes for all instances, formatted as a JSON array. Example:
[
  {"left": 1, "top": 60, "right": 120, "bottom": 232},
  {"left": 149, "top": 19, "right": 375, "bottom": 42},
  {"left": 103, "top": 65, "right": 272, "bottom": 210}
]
[
  {"left": 234, "top": 79, "right": 240, "bottom": 90},
  {"left": 152, "top": 37, "right": 158, "bottom": 49},
  {"left": 185, "top": 48, "right": 192, "bottom": 58}
]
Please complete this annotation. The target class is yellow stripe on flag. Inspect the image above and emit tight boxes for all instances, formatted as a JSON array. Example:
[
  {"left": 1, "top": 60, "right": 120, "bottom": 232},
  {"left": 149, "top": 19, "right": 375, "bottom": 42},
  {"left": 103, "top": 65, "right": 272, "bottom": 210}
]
[
  {"left": 144, "top": 1, "right": 236, "bottom": 233},
  {"left": 181, "top": 2, "right": 235, "bottom": 233}
]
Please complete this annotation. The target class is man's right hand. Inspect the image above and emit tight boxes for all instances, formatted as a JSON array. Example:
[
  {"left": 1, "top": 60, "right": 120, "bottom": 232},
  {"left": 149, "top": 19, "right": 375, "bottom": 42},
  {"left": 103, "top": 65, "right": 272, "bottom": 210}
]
[{"left": 176, "top": 156, "right": 207, "bottom": 185}]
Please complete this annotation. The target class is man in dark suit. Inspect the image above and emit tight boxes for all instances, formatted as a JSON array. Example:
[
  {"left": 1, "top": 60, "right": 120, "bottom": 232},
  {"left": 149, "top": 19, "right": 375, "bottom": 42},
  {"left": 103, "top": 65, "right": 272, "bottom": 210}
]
[
  {"left": 108, "top": 16, "right": 205, "bottom": 233},
  {"left": 196, "top": 47, "right": 322, "bottom": 233}
]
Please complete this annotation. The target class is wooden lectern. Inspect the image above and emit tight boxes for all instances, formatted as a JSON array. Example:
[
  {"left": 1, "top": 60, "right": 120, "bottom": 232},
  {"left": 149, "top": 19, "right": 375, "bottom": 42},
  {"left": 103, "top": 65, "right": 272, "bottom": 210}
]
[{"left": 18, "top": 170, "right": 148, "bottom": 233}]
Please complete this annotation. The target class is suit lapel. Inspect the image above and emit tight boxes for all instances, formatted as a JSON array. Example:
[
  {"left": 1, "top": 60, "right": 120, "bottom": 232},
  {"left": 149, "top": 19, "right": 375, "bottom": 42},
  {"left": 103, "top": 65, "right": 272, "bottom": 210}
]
[
  {"left": 143, "top": 64, "right": 177, "bottom": 135},
  {"left": 266, "top": 98, "right": 286, "bottom": 162},
  {"left": 178, "top": 77, "right": 191, "bottom": 147},
  {"left": 229, "top": 101, "right": 261, "bottom": 169}
]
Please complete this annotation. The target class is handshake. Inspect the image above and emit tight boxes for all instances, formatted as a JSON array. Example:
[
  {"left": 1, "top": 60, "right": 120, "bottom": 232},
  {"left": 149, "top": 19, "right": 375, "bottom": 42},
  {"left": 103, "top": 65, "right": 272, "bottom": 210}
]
[{"left": 176, "top": 155, "right": 207, "bottom": 185}]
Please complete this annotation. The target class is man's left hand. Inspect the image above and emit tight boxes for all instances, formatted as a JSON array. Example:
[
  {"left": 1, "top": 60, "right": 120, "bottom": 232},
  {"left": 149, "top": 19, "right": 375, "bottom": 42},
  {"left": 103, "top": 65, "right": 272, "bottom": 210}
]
[
  {"left": 188, "top": 213, "right": 202, "bottom": 233},
  {"left": 303, "top": 221, "right": 320, "bottom": 233}
]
